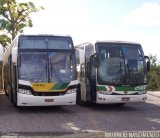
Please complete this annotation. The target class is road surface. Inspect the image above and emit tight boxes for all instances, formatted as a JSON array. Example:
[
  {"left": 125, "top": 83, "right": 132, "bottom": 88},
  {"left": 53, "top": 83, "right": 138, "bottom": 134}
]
[{"left": 0, "top": 91, "right": 159, "bottom": 137}]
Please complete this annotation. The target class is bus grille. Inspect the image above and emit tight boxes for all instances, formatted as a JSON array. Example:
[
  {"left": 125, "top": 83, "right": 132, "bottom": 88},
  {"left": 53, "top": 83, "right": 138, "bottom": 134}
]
[{"left": 33, "top": 92, "right": 66, "bottom": 96}]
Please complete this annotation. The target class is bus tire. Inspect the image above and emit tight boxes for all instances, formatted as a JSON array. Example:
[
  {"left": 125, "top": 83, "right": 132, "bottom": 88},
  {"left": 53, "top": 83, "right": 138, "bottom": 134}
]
[
  {"left": 4, "top": 85, "right": 8, "bottom": 96},
  {"left": 13, "top": 90, "right": 17, "bottom": 107},
  {"left": 8, "top": 85, "right": 13, "bottom": 103},
  {"left": 76, "top": 87, "right": 87, "bottom": 106},
  {"left": 5, "top": 91, "right": 8, "bottom": 96}
]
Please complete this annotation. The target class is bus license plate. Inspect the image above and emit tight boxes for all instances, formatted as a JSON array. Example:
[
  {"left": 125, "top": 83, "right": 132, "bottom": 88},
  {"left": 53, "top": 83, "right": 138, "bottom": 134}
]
[
  {"left": 121, "top": 97, "right": 130, "bottom": 102},
  {"left": 45, "top": 99, "right": 54, "bottom": 102}
]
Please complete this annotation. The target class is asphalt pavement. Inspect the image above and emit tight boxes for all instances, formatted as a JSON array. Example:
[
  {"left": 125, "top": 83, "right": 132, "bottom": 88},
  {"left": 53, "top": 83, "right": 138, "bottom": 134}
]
[{"left": 0, "top": 91, "right": 159, "bottom": 138}]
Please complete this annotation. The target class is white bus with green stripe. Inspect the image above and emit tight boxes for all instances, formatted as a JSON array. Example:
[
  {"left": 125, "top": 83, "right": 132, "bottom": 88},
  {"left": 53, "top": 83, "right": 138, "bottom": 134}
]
[
  {"left": 76, "top": 41, "right": 150, "bottom": 105},
  {"left": 1, "top": 34, "right": 78, "bottom": 106}
]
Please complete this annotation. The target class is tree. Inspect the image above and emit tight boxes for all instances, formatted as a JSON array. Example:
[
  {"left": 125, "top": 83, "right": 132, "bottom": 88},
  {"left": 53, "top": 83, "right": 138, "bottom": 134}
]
[
  {"left": 147, "top": 55, "right": 160, "bottom": 90},
  {"left": 0, "top": 0, "right": 44, "bottom": 48}
]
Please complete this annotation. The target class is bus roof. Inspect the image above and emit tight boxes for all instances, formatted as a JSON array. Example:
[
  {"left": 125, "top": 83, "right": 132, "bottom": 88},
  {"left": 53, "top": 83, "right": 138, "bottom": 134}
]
[
  {"left": 75, "top": 41, "right": 141, "bottom": 49},
  {"left": 18, "top": 33, "right": 72, "bottom": 38},
  {"left": 95, "top": 40, "right": 141, "bottom": 45}
]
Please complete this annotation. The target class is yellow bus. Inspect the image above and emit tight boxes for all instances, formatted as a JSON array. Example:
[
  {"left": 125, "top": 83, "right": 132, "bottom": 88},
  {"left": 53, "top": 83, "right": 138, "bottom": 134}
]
[{"left": 1, "top": 34, "right": 78, "bottom": 106}]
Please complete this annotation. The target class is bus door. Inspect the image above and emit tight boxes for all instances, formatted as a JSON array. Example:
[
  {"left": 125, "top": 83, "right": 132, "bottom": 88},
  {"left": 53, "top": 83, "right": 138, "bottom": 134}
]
[{"left": 87, "top": 57, "right": 97, "bottom": 102}]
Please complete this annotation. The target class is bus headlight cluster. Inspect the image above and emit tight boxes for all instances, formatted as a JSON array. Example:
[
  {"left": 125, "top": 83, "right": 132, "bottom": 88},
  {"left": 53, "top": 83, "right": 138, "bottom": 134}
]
[
  {"left": 66, "top": 88, "right": 77, "bottom": 94},
  {"left": 98, "top": 90, "right": 112, "bottom": 95},
  {"left": 138, "top": 90, "right": 147, "bottom": 94},
  {"left": 19, "top": 89, "right": 32, "bottom": 95}
]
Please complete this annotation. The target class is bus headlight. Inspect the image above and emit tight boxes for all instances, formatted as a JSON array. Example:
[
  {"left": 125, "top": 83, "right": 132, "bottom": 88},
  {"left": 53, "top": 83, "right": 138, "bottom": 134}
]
[
  {"left": 19, "top": 89, "right": 32, "bottom": 95},
  {"left": 66, "top": 88, "right": 77, "bottom": 94},
  {"left": 138, "top": 90, "right": 147, "bottom": 94}
]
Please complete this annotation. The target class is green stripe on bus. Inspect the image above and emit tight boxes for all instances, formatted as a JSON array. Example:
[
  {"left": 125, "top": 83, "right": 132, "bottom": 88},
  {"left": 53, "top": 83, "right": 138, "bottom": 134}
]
[
  {"left": 51, "top": 83, "right": 69, "bottom": 90},
  {"left": 97, "top": 86, "right": 107, "bottom": 91},
  {"left": 97, "top": 85, "right": 146, "bottom": 92},
  {"left": 115, "top": 86, "right": 136, "bottom": 91},
  {"left": 59, "top": 83, "right": 69, "bottom": 89}
]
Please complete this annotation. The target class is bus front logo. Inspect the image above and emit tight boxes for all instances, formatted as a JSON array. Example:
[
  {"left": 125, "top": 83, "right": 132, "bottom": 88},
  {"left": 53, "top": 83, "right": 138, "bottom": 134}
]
[
  {"left": 124, "top": 91, "right": 128, "bottom": 94},
  {"left": 33, "top": 84, "right": 45, "bottom": 87}
]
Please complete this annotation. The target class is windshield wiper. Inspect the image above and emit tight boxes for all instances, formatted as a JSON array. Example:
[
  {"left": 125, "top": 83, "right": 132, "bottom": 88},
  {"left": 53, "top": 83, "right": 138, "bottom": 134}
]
[
  {"left": 126, "top": 62, "right": 139, "bottom": 85},
  {"left": 50, "top": 59, "right": 53, "bottom": 76}
]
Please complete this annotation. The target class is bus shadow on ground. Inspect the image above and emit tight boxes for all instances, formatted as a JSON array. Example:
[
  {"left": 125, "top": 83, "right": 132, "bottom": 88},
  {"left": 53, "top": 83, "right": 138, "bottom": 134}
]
[
  {"left": 79, "top": 101, "right": 160, "bottom": 112},
  {"left": 15, "top": 105, "right": 76, "bottom": 114},
  {"left": 0, "top": 94, "right": 76, "bottom": 114},
  {"left": 1, "top": 94, "right": 160, "bottom": 114}
]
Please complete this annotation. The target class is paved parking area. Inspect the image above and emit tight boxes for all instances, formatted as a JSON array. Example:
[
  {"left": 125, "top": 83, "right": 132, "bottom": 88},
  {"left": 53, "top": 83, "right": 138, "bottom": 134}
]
[{"left": 0, "top": 91, "right": 159, "bottom": 138}]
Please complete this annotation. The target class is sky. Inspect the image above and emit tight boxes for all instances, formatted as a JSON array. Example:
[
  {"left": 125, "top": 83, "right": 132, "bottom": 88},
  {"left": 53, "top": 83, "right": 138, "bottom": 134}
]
[{"left": 19, "top": 0, "right": 160, "bottom": 59}]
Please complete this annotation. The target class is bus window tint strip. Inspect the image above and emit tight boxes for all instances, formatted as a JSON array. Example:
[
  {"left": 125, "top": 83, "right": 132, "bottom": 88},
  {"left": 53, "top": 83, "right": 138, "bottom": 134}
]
[{"left": 19, "top": 36, "right": 73, "bottom": 49}]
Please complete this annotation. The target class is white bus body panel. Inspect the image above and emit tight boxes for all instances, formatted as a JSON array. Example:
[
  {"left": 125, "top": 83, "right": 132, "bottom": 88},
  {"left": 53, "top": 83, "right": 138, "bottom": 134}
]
[
  {"left": 17, "top": 80, "right": 78, "bottom": 106},
  {"left": 17, "top": 92, "right": 76, "bottom": 106},
  {"left": 96, "top": 93, "right": 147, "bottom": 104}
]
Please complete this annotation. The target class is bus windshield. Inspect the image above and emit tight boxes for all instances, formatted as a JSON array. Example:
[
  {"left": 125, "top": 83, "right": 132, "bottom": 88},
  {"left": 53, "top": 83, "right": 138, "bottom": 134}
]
[
  {"left": 18, "top": 52, "right": 76, "bottom": 83},
  {"left": 97, "top": 43, "right": 145, "bottom": 86}
]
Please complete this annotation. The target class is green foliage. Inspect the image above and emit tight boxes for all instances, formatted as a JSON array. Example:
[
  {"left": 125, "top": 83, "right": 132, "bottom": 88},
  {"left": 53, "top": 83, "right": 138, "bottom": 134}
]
[
  {"left": 0, "top": 34, "right": 11, "bottom": 48},
  {"left": 0, "top": 0, "right": 44, "bottom": 47},
  {"left": 147, "top": 55, "right": 160, "bottom": 90}
]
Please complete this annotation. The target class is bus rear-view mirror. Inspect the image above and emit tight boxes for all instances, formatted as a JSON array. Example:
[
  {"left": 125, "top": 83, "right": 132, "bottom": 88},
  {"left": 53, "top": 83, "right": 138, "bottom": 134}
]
[
  {"left": 91, "top": 55, "right": 98, "bottom": 68},
  {"left": 144, "top": 56, "right": 150, "bottom": 72}
]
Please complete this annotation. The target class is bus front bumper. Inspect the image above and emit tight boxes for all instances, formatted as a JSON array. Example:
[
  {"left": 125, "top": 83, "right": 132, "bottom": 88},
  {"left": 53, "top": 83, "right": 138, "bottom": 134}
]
[
  {"left": 96, "top": 93, "right": 147, "bottom": 104},
  {"left": 17, "top": 92, "right": 76, "bottom": 106}
]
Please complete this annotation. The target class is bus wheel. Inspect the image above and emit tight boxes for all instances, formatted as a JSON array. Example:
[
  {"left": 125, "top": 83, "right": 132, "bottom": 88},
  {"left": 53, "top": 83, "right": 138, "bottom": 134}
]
[
  {"left": 4, "top": 86, "right": 8, "bottom": 96},
  {"left": 76, "top": 87, "right": 86, "bottom": 106},
  {"left": 8, "top": 86, "right": 13, "bottom": 103},
  {"left": 4, "top": 91, "right": 8, "bottom": 96},
  {"left": 13, "top": 91, "right": 17, "bottom": 107}
]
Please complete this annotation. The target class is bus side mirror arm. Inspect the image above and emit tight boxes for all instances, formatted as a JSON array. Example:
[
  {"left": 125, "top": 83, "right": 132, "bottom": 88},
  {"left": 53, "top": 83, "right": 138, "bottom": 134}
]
[{"left": 144, "top": 56, "right": 150, "bottom": 72}]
